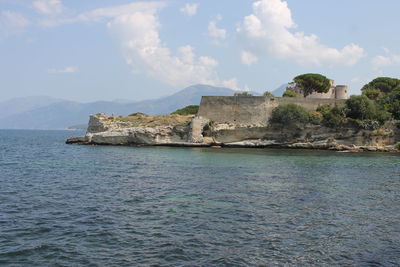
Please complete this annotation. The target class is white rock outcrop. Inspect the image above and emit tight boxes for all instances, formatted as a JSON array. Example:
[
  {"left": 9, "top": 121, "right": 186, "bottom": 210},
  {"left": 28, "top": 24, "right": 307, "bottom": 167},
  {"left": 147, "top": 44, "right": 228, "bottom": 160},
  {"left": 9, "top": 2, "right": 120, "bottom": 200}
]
[{"left": 66, "top": 114, "right": 400, "bottom": 152}]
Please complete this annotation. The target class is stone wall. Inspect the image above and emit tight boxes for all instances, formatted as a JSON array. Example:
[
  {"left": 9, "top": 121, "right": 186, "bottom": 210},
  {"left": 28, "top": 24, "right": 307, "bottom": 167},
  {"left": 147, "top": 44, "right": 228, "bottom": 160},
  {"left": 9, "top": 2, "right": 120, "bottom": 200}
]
[{"left": 197, "top": 96, "right": 346, "bottom": 125}]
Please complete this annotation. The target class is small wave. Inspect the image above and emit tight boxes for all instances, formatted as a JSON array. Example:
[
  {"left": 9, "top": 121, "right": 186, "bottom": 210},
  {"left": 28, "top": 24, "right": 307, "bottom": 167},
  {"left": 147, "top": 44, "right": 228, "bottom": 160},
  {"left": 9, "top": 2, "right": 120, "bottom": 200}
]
[{"left": 0, "top": 244, "right": 52, "bottom": 257}]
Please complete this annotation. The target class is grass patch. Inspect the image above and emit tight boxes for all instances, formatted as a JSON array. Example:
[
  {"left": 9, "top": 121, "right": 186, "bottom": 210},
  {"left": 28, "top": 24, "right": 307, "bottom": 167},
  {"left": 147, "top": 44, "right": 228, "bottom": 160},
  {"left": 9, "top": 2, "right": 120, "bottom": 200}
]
[{"left": 115, "top": 113, "right": 193, "bottom": 127}]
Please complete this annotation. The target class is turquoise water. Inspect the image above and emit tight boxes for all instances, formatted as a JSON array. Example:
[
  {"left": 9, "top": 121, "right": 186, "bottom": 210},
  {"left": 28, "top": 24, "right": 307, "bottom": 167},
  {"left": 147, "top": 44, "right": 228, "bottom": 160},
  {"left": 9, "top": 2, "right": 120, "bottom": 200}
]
[{"left": 0, "top": 130, "right": 399, "bottom": 266}]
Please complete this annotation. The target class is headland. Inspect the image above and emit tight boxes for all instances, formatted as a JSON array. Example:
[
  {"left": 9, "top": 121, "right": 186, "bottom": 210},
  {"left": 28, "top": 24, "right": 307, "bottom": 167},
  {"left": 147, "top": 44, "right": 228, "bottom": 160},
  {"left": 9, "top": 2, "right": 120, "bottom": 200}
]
[{"left": 66, "top": 95, "right": 400, "bottom": 152}]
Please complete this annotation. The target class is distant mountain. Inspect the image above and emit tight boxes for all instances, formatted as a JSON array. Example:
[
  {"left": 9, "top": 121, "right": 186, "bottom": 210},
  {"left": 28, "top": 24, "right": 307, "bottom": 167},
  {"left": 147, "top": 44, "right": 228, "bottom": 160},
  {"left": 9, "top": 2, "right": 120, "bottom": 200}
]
[
  {"left": 0, "top": 84, "right": 237, "bottom": 130},
  {"left": 272, "top": 84, "right": 289, "bottom": 97},
  {"left": 0, "top": 95, "right": 64, "bottom": 119},
  {"left": 127, "top": 84, "right": 237, "bottom": 115}
]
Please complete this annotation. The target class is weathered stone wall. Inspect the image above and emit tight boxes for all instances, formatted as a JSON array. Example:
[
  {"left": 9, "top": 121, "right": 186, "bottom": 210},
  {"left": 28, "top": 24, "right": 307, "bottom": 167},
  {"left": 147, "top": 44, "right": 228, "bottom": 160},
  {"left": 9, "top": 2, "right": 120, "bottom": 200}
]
[
  {"left": 335, "top": 85, "right": 349, "bottom": 99},
  {"left": 198, "top": 96, "right": 346, "bottom": 125}
]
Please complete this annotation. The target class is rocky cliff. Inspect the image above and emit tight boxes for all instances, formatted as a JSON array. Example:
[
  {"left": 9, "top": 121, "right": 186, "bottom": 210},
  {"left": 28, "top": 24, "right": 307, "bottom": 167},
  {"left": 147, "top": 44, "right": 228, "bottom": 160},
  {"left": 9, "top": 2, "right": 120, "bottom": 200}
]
[{"left": 67, "top": 113, "right": 400, "bottom": 152}]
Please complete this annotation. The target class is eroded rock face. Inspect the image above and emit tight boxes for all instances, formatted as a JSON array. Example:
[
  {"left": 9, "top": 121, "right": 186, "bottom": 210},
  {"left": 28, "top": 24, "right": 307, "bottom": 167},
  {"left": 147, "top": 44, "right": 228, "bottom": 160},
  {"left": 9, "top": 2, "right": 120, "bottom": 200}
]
[
  {"left": 207, "top": 123, "right": 399, "bottom": 151},
  {"left": 84, "top": 126, "right": 191, "bottom": 145},
  {"left": 66, "top": 114, "right": 400, "bottom": 152},
  {"left": 188, "top": 116, "right": 209, "bottom": 143},
  {"left": 67, "top": 114, "right": 192, "bottom": 145}
]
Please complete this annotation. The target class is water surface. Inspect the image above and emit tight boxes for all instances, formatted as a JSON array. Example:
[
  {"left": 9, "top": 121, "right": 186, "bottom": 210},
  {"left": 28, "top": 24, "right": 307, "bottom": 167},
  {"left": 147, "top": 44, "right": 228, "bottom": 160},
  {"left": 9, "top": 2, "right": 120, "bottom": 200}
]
[{"left": 0, "top": 130, "right": 399, "bottom": 266}]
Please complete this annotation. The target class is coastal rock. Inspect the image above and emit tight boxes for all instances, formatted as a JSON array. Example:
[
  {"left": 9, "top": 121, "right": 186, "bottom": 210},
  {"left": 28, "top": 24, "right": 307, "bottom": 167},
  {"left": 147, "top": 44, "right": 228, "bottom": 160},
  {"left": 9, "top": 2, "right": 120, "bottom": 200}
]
[
  {"left": 66, "top": 114, "right": 400, "bottom": 152},
  {"left": 83, "top": 126, "right": 189, "bottom": 145},
  {"left": 65, "top": 136, "right": 89, "bottom": 144},
  {"left": 188, "top": 116, "right": 209, "bottom": 143},
  {"left": 224, "top": 139, "right": 279, "bottom": 147}
]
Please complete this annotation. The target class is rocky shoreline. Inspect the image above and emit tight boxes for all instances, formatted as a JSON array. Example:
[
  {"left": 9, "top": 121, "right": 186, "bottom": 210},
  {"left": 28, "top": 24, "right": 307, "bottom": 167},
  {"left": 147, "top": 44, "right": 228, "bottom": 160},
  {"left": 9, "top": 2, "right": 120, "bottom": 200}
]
[{"left": 66, "top": 114, "right": 400, "bottom": 152}]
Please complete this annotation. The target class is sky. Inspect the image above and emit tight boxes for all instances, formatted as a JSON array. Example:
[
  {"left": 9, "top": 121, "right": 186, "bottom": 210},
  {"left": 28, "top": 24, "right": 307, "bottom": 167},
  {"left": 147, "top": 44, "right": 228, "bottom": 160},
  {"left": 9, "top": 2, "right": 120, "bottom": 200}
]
[{"left": 0, "top": 0, "right": 399, "bottom": 103}]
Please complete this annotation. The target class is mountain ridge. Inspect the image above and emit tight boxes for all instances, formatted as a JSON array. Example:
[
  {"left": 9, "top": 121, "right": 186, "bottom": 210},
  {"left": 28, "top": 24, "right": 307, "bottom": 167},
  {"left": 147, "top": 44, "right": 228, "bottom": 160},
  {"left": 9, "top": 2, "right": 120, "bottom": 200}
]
[{"left": 0, "top": 85, "right": 238, "bottom": 129}]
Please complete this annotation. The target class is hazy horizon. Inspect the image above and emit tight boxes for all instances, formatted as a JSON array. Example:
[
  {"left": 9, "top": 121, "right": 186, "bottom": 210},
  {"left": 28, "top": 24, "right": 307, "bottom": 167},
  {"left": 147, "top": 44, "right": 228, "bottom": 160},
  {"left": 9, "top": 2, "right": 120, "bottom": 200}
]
[{"left": 0, "top": 83, "right": 241, "bottom": 103}]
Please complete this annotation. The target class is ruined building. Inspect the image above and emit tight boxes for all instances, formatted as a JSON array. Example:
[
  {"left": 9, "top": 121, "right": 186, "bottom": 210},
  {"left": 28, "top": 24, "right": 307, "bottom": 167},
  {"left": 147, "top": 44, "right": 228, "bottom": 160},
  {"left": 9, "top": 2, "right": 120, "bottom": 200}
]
[{"left": 286, "top": 80, "right": 349, "bottom": 99}]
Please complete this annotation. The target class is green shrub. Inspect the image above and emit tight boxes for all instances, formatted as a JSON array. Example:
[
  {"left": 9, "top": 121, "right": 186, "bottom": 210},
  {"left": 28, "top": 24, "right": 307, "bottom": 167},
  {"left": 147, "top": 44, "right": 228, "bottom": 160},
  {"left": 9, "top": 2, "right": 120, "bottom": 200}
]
[
  {"left": 128, "top": 112, "right": 146, "bottom": 116},
  {"left": 309, "top": 111, "right": 323, "bottom": 125},
  {"left": 234, "top": 92, "right": 253, "bottom": 96},
  {"left": 322, "top": 112, "right": 346, "bottom": 128},
  {"left": 269, "top": 104, "right": 310, "bottom": 125},
  {"left": 345, "top": 95, "right": 390, "bottom": 123},
  {"left": 396, "top": 143, "right": 400, "bottom": 150},
  {"left": 317, "top": 105, "right": 348, "bottom": 128},
  {"left": 380, "top": 87, "right": 400, "bottom": 120},
  {"left": 263, "top": 91, "right": 274, "bottom": 97},
  {"left": 390, "top": 101, "right": 400, "bottom": 120},
  {"left": 332, "top": 105, "right": 349, "bottom": 118},
  {"left": 346, "top": 95, "right": 375, "bottom": 120},
  {"left": 316, "top": 105, "right": 332, "bottom": 117},
  {"left": 356, "top": 120, "right": 381, "bottom": 130},
  {"left": 374, "top": 109, "right": 392, "bottom": 123},
  {"left": 282, "top": 90, "right": 297, "bottom": 98},
  {"left": 171, "top": 105, "right": 199, "bottom": 115}
]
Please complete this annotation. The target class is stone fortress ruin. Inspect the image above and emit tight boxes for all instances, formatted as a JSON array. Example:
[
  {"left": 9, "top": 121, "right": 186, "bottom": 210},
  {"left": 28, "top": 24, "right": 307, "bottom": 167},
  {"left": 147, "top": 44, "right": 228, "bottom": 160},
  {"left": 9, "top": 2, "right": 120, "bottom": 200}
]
[
  {"left": 196, "top": 80, "right": 350, "bottom": 126},
  {"left": 67, "top": 78, "right": 399, "bottom": 151},
  {"left": 286, "top": 80, "right": 349, "bottom": 100}
]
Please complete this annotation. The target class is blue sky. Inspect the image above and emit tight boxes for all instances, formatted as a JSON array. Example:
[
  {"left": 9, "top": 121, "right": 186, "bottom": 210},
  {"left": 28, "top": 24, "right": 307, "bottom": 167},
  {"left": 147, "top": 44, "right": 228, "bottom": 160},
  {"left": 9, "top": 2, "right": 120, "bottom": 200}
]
[{"left": 0, "top": 0, "right": 399, "bottom": 102}]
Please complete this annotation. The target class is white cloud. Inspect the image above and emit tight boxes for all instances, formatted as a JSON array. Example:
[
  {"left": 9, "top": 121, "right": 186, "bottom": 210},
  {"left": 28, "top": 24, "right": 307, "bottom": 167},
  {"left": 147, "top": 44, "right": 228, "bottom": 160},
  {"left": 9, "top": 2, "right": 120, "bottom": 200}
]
[
  {"left": 180, "top": 3, "right": 198, "bottom": 17},
  {"left": 237, "top": 0, "right": 365, "bottom": 66},
  {"left": 38, "top": 2, "right": 166, "bottom": 27},
  {"left": 241, "top": 51, "right": 258, "bottom": 65},
  {"left": 48, "top": 66, "right": 77, "bottom": 73},
  {"left": 208, "top": 15, "right": 226, "bottom": 40},
  {"left": 371, "top": 54, "right": 400, "bottom": 70},
  {"left": 107, "top": 7, "right": 238, "bottom": 89},
  {"left": 33, "top": 0, "right": 64, "bottom": 15},
  {"left": 39, "top": 1, "right": 240, "bottom": 90},
  {"left": 0, "top": 11, "right": 30, "bottom": 36},
  {"left": 76, "top": 2, "right": 165, "bottom": 22}
]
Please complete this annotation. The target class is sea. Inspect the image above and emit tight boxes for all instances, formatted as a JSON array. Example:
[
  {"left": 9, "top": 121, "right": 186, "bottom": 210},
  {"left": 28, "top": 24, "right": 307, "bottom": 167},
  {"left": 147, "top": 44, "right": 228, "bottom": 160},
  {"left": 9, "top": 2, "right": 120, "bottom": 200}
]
[{"left": 0, "top": 129, "right": 399, "bottom": 266}]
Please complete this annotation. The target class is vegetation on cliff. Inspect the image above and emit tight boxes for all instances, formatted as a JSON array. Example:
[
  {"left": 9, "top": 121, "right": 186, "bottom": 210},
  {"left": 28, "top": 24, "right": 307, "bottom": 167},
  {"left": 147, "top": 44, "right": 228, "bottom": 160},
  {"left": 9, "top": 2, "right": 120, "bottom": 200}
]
[
  {"left": 346, "top": 95, "right": 390, "bottom": 123},
  {"left": 270, "top": 76, "right": 400, "bottom": 130},
  {"left": 381, "top": 88, "right": 400, "bottom": 120},
  {"left": 269, "top": 103, "right": 310, "bottom": 125},
  {"left": 361, "top": 77, "right": 400, "bottom": 120},
  {"left": 171, "top": 105, "right": 199, "bottom": 115}
]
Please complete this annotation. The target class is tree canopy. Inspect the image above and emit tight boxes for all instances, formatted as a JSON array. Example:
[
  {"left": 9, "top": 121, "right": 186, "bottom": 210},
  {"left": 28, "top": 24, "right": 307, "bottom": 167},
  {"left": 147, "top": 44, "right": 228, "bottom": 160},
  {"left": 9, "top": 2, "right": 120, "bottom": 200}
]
[
  {"left": 380, "top": 87, "right": 400, "bottom": 120},
  {"left": 293, "top": 73, "right": 331, "bottom": 97},
  {"left": 361, "top": 77, "right": 400, "bottom": 100},
  {"left": 360, "top": 77, "right": 400, "bottom": 120},
  {"left": 345, "top": 95, "right": 390, "bottom": 123},
  {"left": 263, "top": 91, "right": 274, "bottom": 97},
  {"left": 282, "top": 90, "right": 297, "bottom": 98}
]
